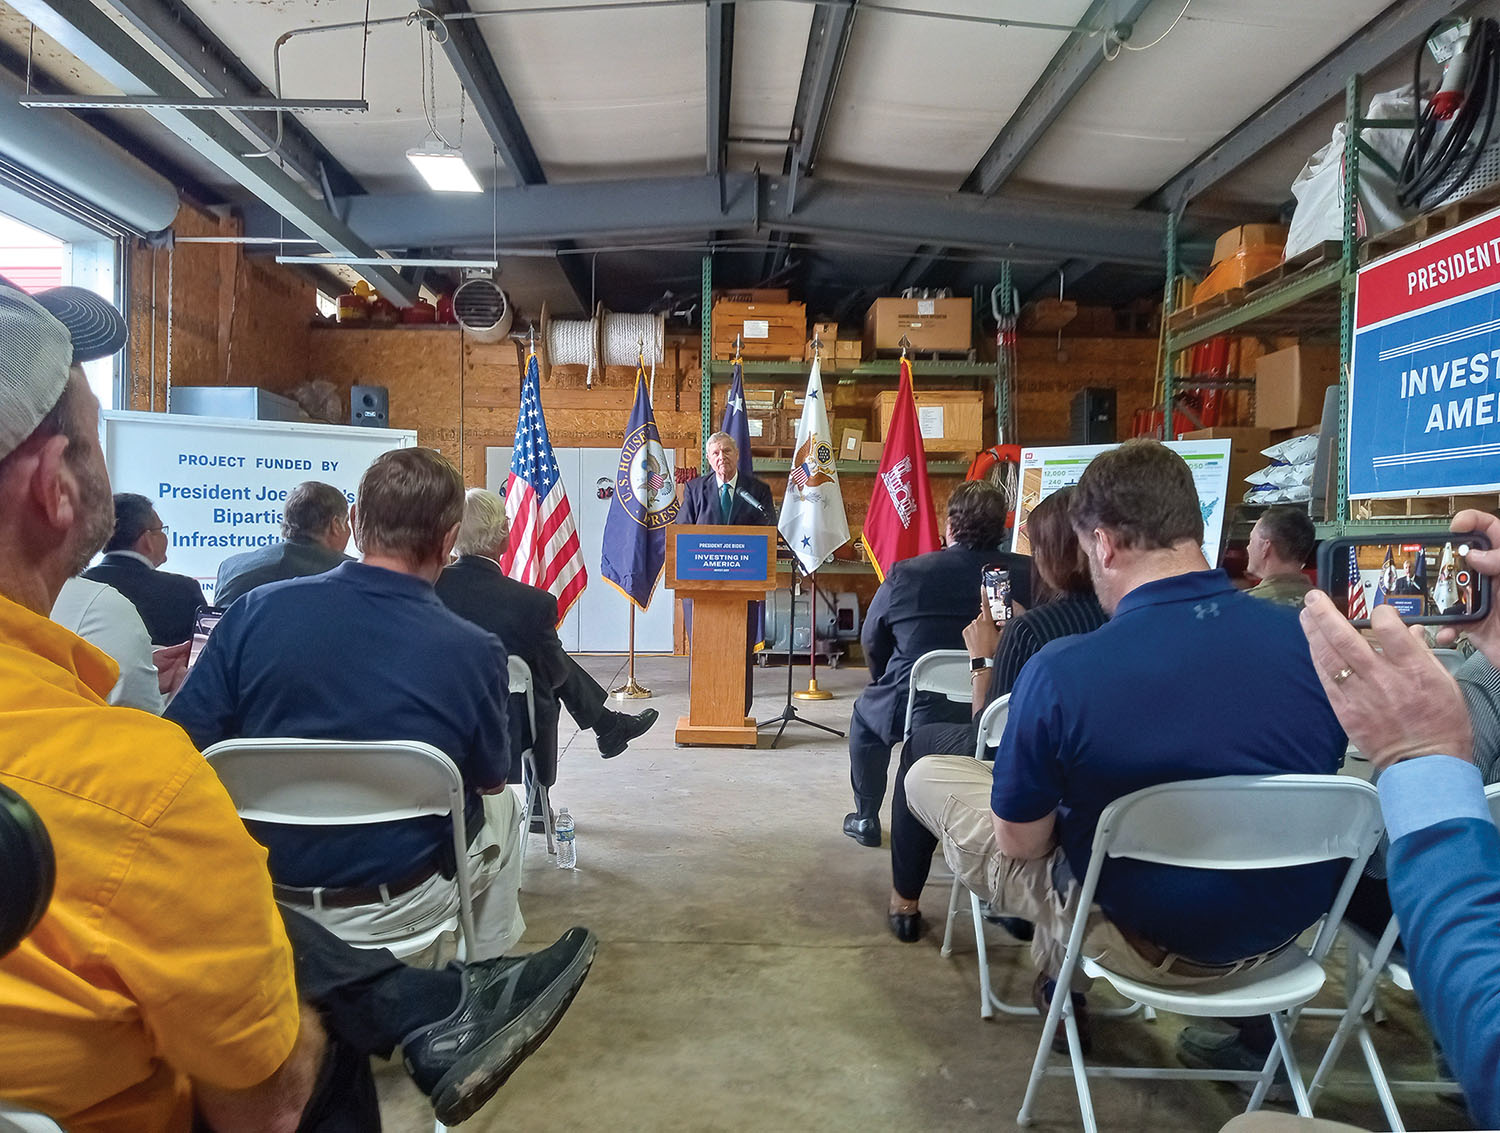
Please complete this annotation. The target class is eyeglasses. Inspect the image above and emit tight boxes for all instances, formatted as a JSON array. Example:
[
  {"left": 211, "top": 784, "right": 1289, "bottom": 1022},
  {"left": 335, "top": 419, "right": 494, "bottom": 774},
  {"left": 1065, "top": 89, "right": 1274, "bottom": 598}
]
[{"left": 150, "top": 525, "right": 169, "bottom": 535}]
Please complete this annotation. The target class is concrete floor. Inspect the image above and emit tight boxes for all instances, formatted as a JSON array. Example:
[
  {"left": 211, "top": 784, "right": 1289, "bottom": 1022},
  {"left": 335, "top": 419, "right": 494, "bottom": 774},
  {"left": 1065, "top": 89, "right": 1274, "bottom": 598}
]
[{"left": 375, "top": 655, "right": 1473, "bottom": 1133}]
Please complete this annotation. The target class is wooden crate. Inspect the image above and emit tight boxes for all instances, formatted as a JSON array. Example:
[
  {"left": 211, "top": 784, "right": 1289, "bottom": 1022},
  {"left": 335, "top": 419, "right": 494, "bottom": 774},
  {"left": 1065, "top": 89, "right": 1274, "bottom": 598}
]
[
  {"left": 1354, "top": 493, "right": 1500, "bottom": 520},
  {"left": 711, "top": 300, "right": 807, "bottom": 360},
  {"left": 873, "top": 389, "right": 983, "bottom": 454}
]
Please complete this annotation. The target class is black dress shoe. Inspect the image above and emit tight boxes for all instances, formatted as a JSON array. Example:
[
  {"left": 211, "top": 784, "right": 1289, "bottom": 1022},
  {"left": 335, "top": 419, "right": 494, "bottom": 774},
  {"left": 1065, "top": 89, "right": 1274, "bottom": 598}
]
[
  {"left": 842, "top": 812, "right": 881, "bottom": 847},
  {"left": 596, "top": 708, "right": 659, "bottom": 759},
  {"left": 888, "top": 910, "right": 923, "bottom": 942},
  {"left": 403, "top": 927, "right": 597, "bottom": 1124}
]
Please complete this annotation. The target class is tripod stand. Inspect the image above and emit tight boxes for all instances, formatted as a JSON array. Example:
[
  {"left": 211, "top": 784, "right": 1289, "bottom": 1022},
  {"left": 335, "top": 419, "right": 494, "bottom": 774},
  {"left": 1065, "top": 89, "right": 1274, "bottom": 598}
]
[{"left": 757, "top": 548, "right": 845, "bottom": 748}]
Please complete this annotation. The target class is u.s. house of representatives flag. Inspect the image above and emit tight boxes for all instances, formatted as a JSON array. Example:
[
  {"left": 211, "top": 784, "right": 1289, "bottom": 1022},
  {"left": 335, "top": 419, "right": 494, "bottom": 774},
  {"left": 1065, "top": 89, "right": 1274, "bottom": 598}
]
[
  {"left": 601, "top": 365, "right": 681, "bottom": 608},
  {"left": 500, "top": 351, "right": 587, "bottom": 620},
  {"left": 778, "top": 357, "right": 850, "bottom": 572}
]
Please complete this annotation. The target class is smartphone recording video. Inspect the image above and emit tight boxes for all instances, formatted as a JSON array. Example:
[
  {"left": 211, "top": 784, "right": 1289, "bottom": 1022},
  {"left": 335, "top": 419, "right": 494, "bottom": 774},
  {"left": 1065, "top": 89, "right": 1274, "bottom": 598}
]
[
  {"left": 982, "top": 565, "right": 1013, "bottom": 628},
  {"left": 1316, "top": 533, "right": 1492, "bottom": 626}
]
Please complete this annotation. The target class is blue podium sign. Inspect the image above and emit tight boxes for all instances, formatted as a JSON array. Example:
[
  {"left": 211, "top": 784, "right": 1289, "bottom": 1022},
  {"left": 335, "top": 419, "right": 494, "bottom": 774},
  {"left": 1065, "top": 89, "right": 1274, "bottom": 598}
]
[
  {"left": 673, "top": 531, "right": 772, "bottom": 581},
  {"left": 1351, "top": 208, "right": 1500, "bottom": 498}
]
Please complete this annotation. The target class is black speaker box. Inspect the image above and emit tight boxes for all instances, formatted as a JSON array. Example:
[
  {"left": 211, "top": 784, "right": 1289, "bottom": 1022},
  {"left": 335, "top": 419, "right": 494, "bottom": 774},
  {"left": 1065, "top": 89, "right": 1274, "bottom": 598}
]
[
  {"left": 351, "top": 385, "right": 389, "bottom": 428},
  {"left": 1070, "top": 387, "right": 1117, "bottom": 444}
]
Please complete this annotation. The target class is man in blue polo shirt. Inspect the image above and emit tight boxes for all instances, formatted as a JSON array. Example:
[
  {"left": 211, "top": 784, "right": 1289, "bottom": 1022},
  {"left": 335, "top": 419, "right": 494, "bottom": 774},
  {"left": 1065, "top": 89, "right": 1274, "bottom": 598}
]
[
  {"left": 168, "top": 447, "right": 524, "bottom": 960},
  {"left": 905, "top": 439, "right": 1346, "bottom": 1048}
]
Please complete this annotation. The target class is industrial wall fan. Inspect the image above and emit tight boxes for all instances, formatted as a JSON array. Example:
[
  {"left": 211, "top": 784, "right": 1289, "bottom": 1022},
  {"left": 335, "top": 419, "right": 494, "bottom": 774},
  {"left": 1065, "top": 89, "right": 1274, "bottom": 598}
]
[{"left": 452, "top": 271, "right": 512, "bottom": 342}]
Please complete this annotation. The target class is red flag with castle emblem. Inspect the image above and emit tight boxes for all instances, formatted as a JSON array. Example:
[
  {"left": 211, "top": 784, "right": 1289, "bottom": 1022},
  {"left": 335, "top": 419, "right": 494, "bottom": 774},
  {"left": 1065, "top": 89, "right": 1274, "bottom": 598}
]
[{"left": 860, "top": 357, "right": 939, "bottom": 581}]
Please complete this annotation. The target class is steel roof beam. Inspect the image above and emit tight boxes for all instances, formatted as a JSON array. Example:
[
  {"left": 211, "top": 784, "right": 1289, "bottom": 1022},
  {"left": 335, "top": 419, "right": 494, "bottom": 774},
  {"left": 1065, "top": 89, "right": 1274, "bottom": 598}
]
[
  {"left": 251, "top": 173, "right": 1168, "bottom": 267},
  {"left": 707, "top": 2, "right": 735, "bottom": 176},
  {"left": 12, "top": 0, "right": 414, "bottom": 304},
  {"left": 889, "top": 246, "right": 944, "bottom": 293},
  {"left": 786, "top": 0, "right": 857, "bottom": 180},
  {"left": 963, "top": 0, "right": 1156, "bottom": 196},
  {"left": 422, "top": 0, "right": 546, "bottom": 187},
  {"left": 96, "top": 0, "right": 362, "bottom": 196},
  {"left": 1145, "top": 0, "right": 1472, "bottom": 211}
]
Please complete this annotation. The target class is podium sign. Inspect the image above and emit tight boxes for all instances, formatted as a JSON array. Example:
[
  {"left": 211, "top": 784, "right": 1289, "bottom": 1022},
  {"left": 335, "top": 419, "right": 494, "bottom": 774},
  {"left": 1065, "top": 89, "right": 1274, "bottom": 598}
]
[{"left": 666, "top": 526, "right": 776, "bottom": 746}]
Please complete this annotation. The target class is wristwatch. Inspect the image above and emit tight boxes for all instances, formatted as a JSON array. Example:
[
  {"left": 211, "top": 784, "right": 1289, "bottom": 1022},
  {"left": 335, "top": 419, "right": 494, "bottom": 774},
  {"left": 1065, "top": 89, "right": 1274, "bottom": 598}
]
[{"left": 970, "top": 657, "right": 994, "bottom": 673}]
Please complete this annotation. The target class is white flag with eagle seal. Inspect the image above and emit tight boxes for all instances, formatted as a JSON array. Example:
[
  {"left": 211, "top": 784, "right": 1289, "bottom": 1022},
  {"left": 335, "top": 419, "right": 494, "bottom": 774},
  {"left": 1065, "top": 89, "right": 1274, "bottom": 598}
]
[{"left": 778, "top": 357, "right": 850, "bottom": 572}]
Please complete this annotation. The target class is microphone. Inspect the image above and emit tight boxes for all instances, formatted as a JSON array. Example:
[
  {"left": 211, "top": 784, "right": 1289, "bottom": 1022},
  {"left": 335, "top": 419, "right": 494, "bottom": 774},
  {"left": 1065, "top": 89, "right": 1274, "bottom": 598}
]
[{"left": 736, "top": 489, "right": 768, "bottom": 516}]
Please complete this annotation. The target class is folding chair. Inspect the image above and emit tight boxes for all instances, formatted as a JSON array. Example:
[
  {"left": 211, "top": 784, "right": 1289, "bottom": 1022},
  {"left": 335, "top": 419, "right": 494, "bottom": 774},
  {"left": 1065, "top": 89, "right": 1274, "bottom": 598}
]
[
  {"left": 901, "top": 650, "right": 973, "bottom": 742},
  {"left": 0, "top": 1107, "right": 63, "bottom": 1132},
  {"left": 938, "top": 693, "right": 1023, "bottom": 1018},
  {"left": 1432, "top": 648, "right": 1466, "bottom": 674},
  {"left": 1016, "top": 774, "right": 1385, "bottom": 1133},
  {"left": 507, "top": 656, "right": 555, "bottom": 861},
  {"left": 203, "top": 738, "right": 477, "bottom": 962},
  {"left": 1304, "top": 781, "right": 1500, "bottom": 1129}
]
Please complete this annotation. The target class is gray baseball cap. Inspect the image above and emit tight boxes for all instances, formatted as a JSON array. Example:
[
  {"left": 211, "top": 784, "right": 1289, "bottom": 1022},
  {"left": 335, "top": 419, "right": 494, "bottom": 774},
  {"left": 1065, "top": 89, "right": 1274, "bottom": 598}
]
[{"left": 0, "top": 282, "right": 127, "bottom": 461}]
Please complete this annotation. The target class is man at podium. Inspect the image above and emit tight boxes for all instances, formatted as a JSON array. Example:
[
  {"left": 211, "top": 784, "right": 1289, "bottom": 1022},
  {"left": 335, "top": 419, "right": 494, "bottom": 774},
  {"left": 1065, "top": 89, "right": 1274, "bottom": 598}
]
[{"left": 678, "top": 432, "right": 775, "bottom": 711}]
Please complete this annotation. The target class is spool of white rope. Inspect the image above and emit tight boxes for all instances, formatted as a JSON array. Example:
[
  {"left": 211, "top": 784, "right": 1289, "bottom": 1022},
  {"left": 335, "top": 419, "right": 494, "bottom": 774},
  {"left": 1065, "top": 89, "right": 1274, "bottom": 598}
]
[
  {"left": 599, "top": 311, "right": 665, "bottom": 399},
  {"left": 546, "top": 317, "right": 599, "bottom": 386}
]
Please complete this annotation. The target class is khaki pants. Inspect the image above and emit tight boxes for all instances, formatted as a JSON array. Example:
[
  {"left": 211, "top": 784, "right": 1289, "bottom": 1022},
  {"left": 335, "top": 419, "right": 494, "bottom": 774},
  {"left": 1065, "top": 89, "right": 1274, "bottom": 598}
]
[
  {"left": 296, "top": 789, "right": 525, "bottom": 964},
  {"left": 904, "top": 756, "right": 1251, "bottom": 992}
]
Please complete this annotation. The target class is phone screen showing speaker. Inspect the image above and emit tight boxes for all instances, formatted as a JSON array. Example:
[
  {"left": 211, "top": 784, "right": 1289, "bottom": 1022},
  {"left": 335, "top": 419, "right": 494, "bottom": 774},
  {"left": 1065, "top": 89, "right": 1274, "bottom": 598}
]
[{"left": 1318, "top": 533, "right": 1491, "bottom": 626}]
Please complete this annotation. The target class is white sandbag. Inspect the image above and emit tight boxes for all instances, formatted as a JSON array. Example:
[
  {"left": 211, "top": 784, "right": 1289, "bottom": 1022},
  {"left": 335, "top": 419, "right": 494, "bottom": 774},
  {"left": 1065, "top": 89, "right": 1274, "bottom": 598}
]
[
  {"left": 1262, "top": 433, "right": 1319, "bottom": 466},
  {"left": 1284, "top": 86, "right": 1417, "bottom": 261}
]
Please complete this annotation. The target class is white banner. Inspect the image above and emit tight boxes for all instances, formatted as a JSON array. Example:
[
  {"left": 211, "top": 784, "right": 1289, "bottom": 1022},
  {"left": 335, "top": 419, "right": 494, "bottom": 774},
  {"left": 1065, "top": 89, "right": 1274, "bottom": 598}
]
[{"left": 101, "top": 411, "right": 417, "bottom": 600}]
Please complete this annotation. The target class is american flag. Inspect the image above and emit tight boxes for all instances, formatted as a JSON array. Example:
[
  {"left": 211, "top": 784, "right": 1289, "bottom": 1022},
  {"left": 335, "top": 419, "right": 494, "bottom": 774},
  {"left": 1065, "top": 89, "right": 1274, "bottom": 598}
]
[
  {"left": 500, "top": 352, "right": 587, "bottom": 621},
  {"left": 1346, "top": 544, "right": 1369, "bottom": 620},
  {"left": 790, "top": 460, "right": 812, "bottom": 489}
]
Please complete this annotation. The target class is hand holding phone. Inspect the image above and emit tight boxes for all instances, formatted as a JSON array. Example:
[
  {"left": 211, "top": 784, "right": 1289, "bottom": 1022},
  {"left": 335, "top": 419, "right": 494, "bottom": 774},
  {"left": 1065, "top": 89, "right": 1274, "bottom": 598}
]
[
  {"left": 982, "top": 564, "right": 1013, "bottom": 628},
  {"left": 1440, "top": 510, "right": 1500, "bottom": 659},
  {"left": 1316, "top": 531, "right": 1492, "bottom": 627}
]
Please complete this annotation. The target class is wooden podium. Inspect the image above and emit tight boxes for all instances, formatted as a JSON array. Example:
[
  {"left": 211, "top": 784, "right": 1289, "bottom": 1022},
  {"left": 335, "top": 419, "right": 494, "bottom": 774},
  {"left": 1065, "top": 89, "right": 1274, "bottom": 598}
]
[{"left": 667, "top": 525, "right": 776, "bottom": 746}]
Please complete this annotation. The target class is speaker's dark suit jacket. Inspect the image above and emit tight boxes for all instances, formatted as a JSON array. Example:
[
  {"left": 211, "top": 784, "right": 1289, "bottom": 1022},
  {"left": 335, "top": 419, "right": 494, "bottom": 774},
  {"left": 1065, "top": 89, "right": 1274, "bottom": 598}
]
[
  {"left": 677, "top": 473, "right": 776, "bottom": 527},
  {"left": 435, "top": 555, "right": 606, "bottom": 787},
  {"left": 855, "top": 543, "right": 1033, "bottom": 742},
  {"left": 214, "top": 539, "right": 352, "bottom": 606},
  {"left": 82, "top": 553, "right": 207, "bottom": 647}
]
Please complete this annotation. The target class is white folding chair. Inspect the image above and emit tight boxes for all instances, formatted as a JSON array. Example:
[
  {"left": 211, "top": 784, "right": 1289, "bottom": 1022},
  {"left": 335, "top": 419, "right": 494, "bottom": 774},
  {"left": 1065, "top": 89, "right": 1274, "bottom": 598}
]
[
  {"left": 0, "top": 1106, "right": 62, "bottom": 1132},
  {"left": 1432, "top": 647, "right": 1466, "bottom": 674},
  {"left": 1304, "top": 781, "right": 1500, "bottom": 1129},
  {"left": 1016, "top": 774, "right": 1385, "bottom": 1133},
  {"left": 203, "top": 738, "right": 477, "bottom": 962},
  {"left": 508, "top": 656, "right": 554, "bottom": 860},
  {"left": 901, "top": 650, "right": 973, "bottom": 742},
  {"left": 939, "top": 694, "right": 1024, "bottom": 1018}
]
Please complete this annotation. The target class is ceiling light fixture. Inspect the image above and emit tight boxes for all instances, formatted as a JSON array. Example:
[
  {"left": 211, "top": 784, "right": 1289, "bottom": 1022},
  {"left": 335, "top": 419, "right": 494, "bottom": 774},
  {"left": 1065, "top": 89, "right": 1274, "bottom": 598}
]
[
  {"left": 406, "top": 144, "right": 483, "bottom": 193},
  {"left": 276, "top": 255, "right": 498, "bottom": 269}
]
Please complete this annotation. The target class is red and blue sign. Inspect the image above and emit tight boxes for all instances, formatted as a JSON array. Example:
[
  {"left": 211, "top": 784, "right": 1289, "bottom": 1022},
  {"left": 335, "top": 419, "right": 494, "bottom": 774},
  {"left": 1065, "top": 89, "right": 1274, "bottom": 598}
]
[{"left": 1351, "top": 207, "right": 1500, "bottom": 498}]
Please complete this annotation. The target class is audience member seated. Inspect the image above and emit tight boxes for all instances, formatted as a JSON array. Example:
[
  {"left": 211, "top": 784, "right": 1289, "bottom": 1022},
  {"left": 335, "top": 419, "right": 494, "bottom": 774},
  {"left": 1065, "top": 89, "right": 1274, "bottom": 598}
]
[
  {"left": 843, "top": 480, "right": 1031, "bottom": 848},
  {"left": 904, "top": 440, "right": 1347, "bottom": 1051},
  {"left": 1299, "top": 507, "right": 1500, "bottom": 1129},
  {"left": 214, "top": 480, "right": 353, "bottom": 606},
  {"left": 0, "top": 283, "right": 595, "bottom": 1130},
  {"left": 1245, "top": 505, "right": 1315, "bottom": 608},
  {"left": 50, "top": 574, "right": 168, "bottom": 712},
  {"left": 83, "top": 492, "right": 207, "bottom": 645},
  {"left": 167, "top": 448, "right": 526, "bottom": 960},
  {"left": 885, "top": 486, "right": 1105, "bottom": 941},
  {"left": 437, "top": 488, "right": 659, "bottom": 780}
]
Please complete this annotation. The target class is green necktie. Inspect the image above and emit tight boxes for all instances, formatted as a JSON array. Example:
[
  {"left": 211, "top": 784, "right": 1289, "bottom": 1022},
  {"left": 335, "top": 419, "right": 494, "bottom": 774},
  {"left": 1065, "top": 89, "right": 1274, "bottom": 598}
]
[{"left": 720, "top": 483, "right": 733, "bottom": 523}]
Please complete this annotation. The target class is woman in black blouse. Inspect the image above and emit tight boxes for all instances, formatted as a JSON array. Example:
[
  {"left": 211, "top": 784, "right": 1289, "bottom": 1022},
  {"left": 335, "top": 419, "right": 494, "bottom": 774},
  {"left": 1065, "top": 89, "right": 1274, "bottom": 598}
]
[{"left": 886, "top": 486, "right": 1107, "bottom": 942}]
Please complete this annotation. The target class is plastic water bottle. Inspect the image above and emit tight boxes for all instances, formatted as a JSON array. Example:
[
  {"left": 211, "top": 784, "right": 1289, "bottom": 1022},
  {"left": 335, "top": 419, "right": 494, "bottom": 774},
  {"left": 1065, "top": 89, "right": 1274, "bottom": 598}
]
[{"left": 555, "top": 807, "right": 576, "bottom": 869}]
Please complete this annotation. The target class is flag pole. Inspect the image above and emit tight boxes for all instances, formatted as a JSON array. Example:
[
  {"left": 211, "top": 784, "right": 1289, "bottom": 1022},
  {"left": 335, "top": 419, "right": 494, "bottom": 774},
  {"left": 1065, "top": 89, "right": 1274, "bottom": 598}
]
[
  {"left": 792, "top": 568, "right": 833, "bottom": 701},
  {"left": 611, "top": 604, "right": 652, "bottom": 700}
]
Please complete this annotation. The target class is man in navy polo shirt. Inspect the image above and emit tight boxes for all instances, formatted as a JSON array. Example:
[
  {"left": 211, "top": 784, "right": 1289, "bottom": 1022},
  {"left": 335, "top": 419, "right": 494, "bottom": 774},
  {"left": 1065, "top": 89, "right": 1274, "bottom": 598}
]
[
  {"left": 168, "top": 447, "right": 525, "bottom": 960},
  {"left": 905, "top": 440, "right": 1346, "bottom": 1047}
]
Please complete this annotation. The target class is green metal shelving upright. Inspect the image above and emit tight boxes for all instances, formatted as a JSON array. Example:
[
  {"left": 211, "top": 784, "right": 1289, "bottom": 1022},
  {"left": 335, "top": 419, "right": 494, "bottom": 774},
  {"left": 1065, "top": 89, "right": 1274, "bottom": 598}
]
[{"left": 1161, "top": 74, "right": 1452, "bottom": 539}]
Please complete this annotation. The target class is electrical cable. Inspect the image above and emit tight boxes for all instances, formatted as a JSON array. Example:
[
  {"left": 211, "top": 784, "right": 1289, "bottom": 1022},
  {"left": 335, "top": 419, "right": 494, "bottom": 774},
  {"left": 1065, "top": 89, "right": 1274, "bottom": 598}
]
[
  {"left": 1398, "top": 17, "right": 1500, "bottom": 211},
  {"left": 1102, "top": 0, "right": 1192, "bottom": 61}
]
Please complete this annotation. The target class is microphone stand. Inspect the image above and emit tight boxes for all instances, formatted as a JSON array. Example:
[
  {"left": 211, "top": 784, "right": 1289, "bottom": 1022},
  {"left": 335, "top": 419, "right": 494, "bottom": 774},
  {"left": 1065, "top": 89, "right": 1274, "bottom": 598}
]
[{"left": 757, "top": 534, "right": 845, "bottom": 748}]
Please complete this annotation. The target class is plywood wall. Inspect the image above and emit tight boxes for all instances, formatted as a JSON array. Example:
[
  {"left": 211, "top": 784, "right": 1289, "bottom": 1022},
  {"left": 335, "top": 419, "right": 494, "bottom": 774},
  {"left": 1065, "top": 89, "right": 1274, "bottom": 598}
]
[{"left": 125, "top": 203, "right": 314, "bottom": 411}]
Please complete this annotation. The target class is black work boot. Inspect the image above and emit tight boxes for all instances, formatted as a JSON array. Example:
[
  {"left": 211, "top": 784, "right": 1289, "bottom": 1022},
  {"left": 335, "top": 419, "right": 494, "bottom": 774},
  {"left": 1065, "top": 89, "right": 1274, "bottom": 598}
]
[
  {"left": 595, "top": 708, "right": 660, "bottom": 758},
  {"left": 402, "top": 927, "right": 598, "bottom": 1124}
]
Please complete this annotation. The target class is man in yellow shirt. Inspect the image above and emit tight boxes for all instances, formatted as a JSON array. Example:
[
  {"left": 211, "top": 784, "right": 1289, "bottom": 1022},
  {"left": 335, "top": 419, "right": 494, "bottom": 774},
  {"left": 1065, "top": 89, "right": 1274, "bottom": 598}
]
[{"left": 0, "top": 283, "right": 595, "bottom": 1129}]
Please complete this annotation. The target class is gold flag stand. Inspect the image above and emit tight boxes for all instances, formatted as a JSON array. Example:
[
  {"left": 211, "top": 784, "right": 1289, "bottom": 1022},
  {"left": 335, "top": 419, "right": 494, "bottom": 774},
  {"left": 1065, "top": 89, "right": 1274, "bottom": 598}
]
[{"left": 611, "top": 605, "right": 652, "bottom": 699}]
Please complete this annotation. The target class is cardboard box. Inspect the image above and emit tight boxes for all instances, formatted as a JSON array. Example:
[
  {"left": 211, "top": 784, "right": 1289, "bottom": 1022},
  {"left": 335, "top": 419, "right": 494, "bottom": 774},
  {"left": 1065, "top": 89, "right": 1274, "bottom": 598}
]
[
  {"left": 746, "top": 409, "right": 781, "bottom": 447},
  {"left": 1179, "top": 427, "right": 1274, "bottom": 498},
  {"left": 1255, "top": 345, "right": 1339, "bottom": 431},
  {"left": 839, "top": 424, "right": 866, "bottom": 460},
  {"left": 863, "top": 297, "right": 972, "bottom": 354},
  {"left": 835, "top": 338, "right": 862, "bottom": 364},
  {"left": 859, "top": 440, "right": 884, "bottom": 462},
  {"left": 1193, "top": 245, "right": 1285, "bottom": 303},
  {"left": 873, "top": 389, "right": 984, "bottom": 454},
  {"left": 811, "top": 321, "right": 839, "bottom": 346},
  {"left": 713, "top": 288, "right": 790, "bottom": 304},
  {"left": 1212, "top": 224, "right": 1288, "bottom": 266}
]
